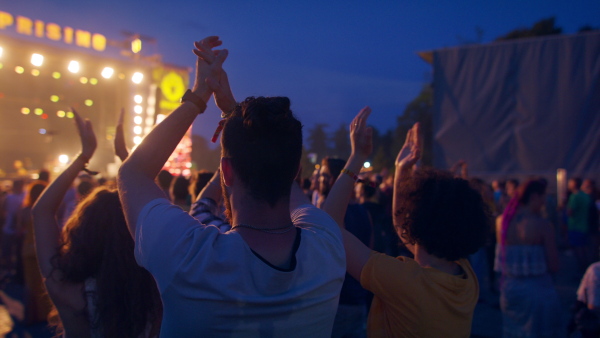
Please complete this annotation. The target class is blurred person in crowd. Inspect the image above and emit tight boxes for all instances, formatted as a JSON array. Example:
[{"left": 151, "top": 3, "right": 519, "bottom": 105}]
[
  {"left": 568, "top": 177, "right": 594, "bottom": 272},
  {"left": 1, "top": 179, "right": 26, "bottom": 273},
  {"left": 319, "top": 157, "right": 372, "bottom": 338},
  {"left": 189, "top": 170, "right": 214, "bottom": 201},
  {"left": 506, "top": 179, "right": 519, "bottom": 200},
  {"left": 156, "top": 170, "right": 173, "bottom": 200},
  {"left": 32, "top": 110, "right": 162, "bottom": 337},
  {"left": 572, "top": 248, "right": 600, "bottom": 337},
  {"left": 170, "top": 175, "right": 191, "bottom": 212},
  {"left": 17, "top": 181, "right": 50, "bottom": 325},
  {"left": 583, "top": 179, "right": 600, "bottom": 262},
  {"left": 118, "top": 36, "right": 345, "bottom": 336},
  {"left": 495, "top": 179, "right": 560, "bottom": 337},
  {"left": 325, "top": 116, "right": 489, "bottom": 337},
  {"left": 37, "top": 169, "right": 50, "bottom": 183}
]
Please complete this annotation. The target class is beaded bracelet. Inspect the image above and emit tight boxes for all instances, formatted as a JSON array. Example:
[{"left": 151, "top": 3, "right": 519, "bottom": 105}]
[
  {"left": 341, "top": 168, "right": 376, "bottom": 187},
  {"left": 75, "top": 154, "right": 99, "bottom": 175}
]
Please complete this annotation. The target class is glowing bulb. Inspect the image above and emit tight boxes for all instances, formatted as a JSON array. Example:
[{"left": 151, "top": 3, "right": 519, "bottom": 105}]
[
  {"left": 31, "top": 69, "right": 40, "bottom": 76},
  {"left": 52, "top": 72, "right": 61, "bottom": 79},
  {"left": 85, "top": 99, "right": 93, "bottom": 107},
  {"left": 39, "top": 128, "right": 47, "bottom": 135},
  {"left": 57, "top": 110, "right": 66, "bottom": 118},
  {"left": 34, "top": 108, "right": 43, "bottom": 115},
  {"left": 133, "top": 126, "right": 142, "bottom": 134},
  {"left": 132, "top": 72, "right": 143, "bottom": 84},
  {"left": 58, "top": 154, "right": 69, "bottom": 164},
  {"left": 79, "top": 77, "right": 88, "bottom": 84},
  {"left": 31, "top": 53, "right": 44, "bottom": 67},
  {"left": 21, "top": 107, "right": 30, "bottom": 115},
  {"left": 101, "top": 67, "right": 114, "bottom": 79},
  {"left": 50, "top": 95, "right": 59, "bottom": 102},
  {"left": 364, "top": 161, "right": 371, "bottom": 169},
  {"left": 134, "top": 95, "right": 143, "bottom": 104},
  {"left": 66, "top": 111, "right": 74, "bottom": 119},
  {"left": 134, "top": 116, "right": 142, "bottom": 124},
  {"left": 68, "top": 60, "right": 80, "bottom": 73},
  {"left": 134, "top": 105, "right": 143, "bottom": 114},
  {"left": 15, "top": 66, "right": 24, "bottom": 74},
  {"left": 133, "top": 136, "right": 142, "bottom": 145},
  {"left": 0, "top": 47, "right": 3, "bottom": 58},
  {"left": 90, "top": 78, "right": 98, "bottom": 85}
]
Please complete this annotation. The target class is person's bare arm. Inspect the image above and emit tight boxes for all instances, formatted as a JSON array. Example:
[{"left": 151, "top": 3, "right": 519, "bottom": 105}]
[
  {"left": 392, "top": 123, "right": 421, "bottom": 228},
  {"left": 32, "top": 109, "right": 96, "bottom": 278},
  {"left": 114, "top": 108, "right": 129, "bottom": 162},
  {"left": 196, "top": 169, "right": 222, "bottom": 204},
  {"left": 322, "top": 107, "right": 374, "bottom": 280},
  {"left": 118, "top": 36, "right": 227, "bottom": 236}
]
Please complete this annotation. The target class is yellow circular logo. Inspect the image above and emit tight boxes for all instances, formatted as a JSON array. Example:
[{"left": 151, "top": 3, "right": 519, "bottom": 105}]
[{"left": 160, "top": 72, "right": 186, "bottom": 102}]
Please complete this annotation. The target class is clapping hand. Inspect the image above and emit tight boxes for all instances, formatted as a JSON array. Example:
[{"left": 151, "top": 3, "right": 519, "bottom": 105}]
[
  {"left": 349, "top": 106, "right": 373, "bottom": 163},
  {"left": 395, "top": 122, "right": 421, "bottom": 174},
  {"left": 73, "top": 108, "right": 96, "bottom": 160},
  {"left": 114, "top": 108, "right": 129, "bottom": 162},
  {"left": 192, "top": 36, "right": 229, "bottom": 104}
]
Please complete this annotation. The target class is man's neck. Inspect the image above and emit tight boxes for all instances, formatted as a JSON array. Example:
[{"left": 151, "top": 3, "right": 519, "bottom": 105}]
[{"left": 230, "top": 191, "right": 292, "bottom": 228}]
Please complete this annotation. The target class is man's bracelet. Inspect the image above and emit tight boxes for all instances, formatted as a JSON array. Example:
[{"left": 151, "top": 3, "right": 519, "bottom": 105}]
[
  {"left": 341, "top": 168, "right": 376, "bottom": 187},
  {"left": 75, "top": 154, "right": 99, "bottom": 175}
]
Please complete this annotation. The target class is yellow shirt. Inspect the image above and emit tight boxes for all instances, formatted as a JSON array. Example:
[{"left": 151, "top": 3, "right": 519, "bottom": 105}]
[{"left": 360, "top": 252, "right": 478, "bottom": 338}]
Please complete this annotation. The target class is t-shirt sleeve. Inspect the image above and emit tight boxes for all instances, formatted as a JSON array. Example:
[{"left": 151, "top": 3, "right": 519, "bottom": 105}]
[
  {"left": 291, "top": 204, "right": 342, "bottom": 237},
  {"left": 135, "top": 198, "right": 219, "bottom": 292},
  {"left": 360, "top": 251, "right": 419, "bottom": 299},
  {"left": 577, "top": 263, "right": 600, "bottom": 307}
]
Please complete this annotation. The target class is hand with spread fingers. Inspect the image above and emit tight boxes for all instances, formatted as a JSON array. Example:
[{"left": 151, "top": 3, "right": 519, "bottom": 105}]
[
  {"left": 72, "top": 107, "right": 97, "bottom": 160},
  {"left": 395, "top": 122, "right": 421, "bottom": 175},
  {"left": 192, "top": 36, "right": 229, "bottom": 105},
  {"left": 349, "top": 106, "right": 373, "bottom": 163},
  {"left": 114, "top": 108, "right": 129, "bottom": 162}
]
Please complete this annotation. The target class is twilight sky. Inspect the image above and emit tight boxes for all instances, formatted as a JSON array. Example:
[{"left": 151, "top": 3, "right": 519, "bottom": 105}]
[{"left": 1, "top": 0, "right": 598, "bottom": 138}]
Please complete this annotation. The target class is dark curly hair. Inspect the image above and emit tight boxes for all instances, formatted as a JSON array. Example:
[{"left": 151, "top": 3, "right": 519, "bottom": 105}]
[
  {"left": 221, "top": 96, "right": 303, "bottom": 206},
  {"left": 394, "top": 168, "right": 490, "bottom": 261},
  {"left": 50, "top": 187, "right": 162, "bottom": 337}
]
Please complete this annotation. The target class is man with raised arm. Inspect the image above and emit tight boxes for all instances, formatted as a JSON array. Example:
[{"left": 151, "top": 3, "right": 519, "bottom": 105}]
[
  {"left": 323, "top": 110, "right": 489, "bottom": 337},
  {"left": 117, "top": 36, "right": 345, "bottom": 337}
]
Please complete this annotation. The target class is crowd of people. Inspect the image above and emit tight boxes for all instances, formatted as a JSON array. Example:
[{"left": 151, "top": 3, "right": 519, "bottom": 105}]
[{"left": 0, "top": 36, "right": 599, "bottom": 337}]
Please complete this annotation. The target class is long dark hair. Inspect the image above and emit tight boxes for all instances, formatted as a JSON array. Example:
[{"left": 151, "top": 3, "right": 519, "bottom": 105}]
[{"left": 50, "top": 187, "right": 162, "bottom": 337}]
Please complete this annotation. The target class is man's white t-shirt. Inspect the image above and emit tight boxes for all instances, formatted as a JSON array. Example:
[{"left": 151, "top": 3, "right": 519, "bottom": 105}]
[{"left": 135, "top": 198, "right": 345, "bottom": 337}]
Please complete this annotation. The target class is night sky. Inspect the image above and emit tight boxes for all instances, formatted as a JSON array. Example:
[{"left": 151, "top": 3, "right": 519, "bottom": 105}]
[{"left": 1, "top": 0, "right": 598, "bottom": 139}]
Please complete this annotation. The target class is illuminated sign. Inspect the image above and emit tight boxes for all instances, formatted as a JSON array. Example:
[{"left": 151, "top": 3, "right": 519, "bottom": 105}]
[
  {"left": 154, "top": 68, "right": 187, "bottom": 111},
  {"left": 0, "top": 11, "right": 106, "bottom": 52}
]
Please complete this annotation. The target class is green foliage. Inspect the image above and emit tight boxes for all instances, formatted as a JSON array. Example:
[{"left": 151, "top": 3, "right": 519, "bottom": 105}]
[{"left": 496, "top": 17, "right": 562, "bottom": 41}]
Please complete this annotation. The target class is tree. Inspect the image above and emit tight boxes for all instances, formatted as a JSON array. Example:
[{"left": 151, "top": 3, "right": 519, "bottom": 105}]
[
  {"left": 307, "top": 124, "right": 330, "bottom": 162},
  {"left": 191, "top": 134, "right": 221, "bottom": 171},
  {"left": 330, "top": 123, "right": 350, "bottom": 160},
  {"left": 496, "top": 17, "right": 562, "bottom": 41}
]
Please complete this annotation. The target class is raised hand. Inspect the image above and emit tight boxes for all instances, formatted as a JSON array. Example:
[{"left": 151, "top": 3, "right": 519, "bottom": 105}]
[
  {"left": 395, "top": 123, "right": 421, "bottom": 173},
  {"left": 114, "top": 108, "right": 129, "bottom": 162},
  {"left": 72, "top": 107, "right": 97, "bottom": 160},
  {"left": 208, "top": 69, "right": 236, "bottom": 116},
  {"left": 349, "top": 106, "right": 373, "bottom": 163},
  {"left": 192, "top": 36, "right": 228, "bottom": 104}
]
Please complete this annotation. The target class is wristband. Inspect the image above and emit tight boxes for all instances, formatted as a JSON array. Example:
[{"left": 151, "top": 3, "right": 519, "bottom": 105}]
[
  {"left": 181, "top": 89, "right": 207, "bottom": 111},
  {"left": 341, "top": 168, "right": 376, "bottom": 187},
  {"left": 76, "top": 154, "right": 99, "bottom": 175}
]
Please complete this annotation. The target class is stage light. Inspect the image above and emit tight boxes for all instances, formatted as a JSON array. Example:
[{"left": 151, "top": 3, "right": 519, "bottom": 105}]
[
  {"left": 133, "top": 136, "right": 142, "bottom": 145},
  {"left": 131, "top": 38, "right": 142, "bottom": 54},
  {"left": 0, "top": 47, "right": 3, "bottom": 58},
  {"left": 21, "top": 107, "right": 30, "bottom": 115},
  {"left": 134, "top": 116, "right": 142, "bottom": 124},
  {"left": 364, "top": 161, "right": 371, "bottom": 168},
  {"left": 134, "top": 105, "right": 143, "bottom": 114},
  {"left": 31, "top": 53, "right": 44, "bottom": 67},
  {"left": 0, "top": 63, "right": 3, "bottom": 69},
  {"left": 15, "top": 66, "right": 24, "bottom": 74},
  {"left": 59, "top": 155, "right": 69, "bottom": 164},
  {"left": 133, "top": 126, "right": 142, "bottom": 134},
  {"left": 41, "top": 113, "right": 48, "bottom": 119},
  {"left": 50, "top": 95, "right": 59, "bottom": 102},
  {"left": 84, "top": 99, "right": 93, "bottom": 106},
  {"left": 79, "top": 77, "right": 88, "bottom": 84},
  {"left": 52, "top": 72, "right": 61, "bottom": 79},
  {"left": 134, "top": 95, "right": 143, "bottom": 104},
  {"left": 31, "top": 69, "right": 40, "bottom": 76},
  {"left": 101, "top": 67, "right": 114, "bottom": 79},
  {"left": 57, "top": 110, "right": 66, "bottom": 118},
  {"left": 156, "top": 114, "right": 166, "bottom": 124},
  {"left": 34, "top": 108, "right": 43, "bottom": 115},
  {"left": 183, "top": 169, "right": 191, "bottom": 177},
  {"left": 145, "top": 117, "right": 153, "bottom": 125},
  {"left": 68, "top": 60, "right": 80, "bottom": 73},
  {"left": 66, "top": 111, "right": 74, "bottom": 119},
  {"left": 39, "top": 128, "right": 47, "bottom": 135},
  {"left": 90, "top": 78, "right": 98, "bottom": 85},
  {"left": 132, "top": 72, "right": 143, "bottom": 84}
]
